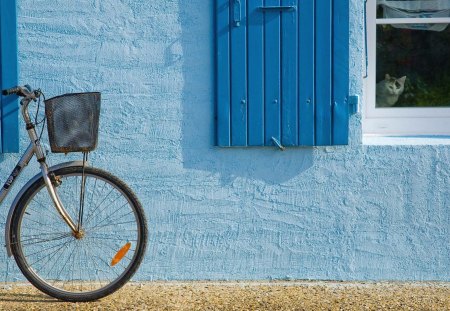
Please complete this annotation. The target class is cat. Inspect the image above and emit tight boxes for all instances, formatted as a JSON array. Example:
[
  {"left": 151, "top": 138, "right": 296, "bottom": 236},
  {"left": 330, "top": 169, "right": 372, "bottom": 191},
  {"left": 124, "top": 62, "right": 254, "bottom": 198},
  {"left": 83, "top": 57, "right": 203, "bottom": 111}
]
[{"left": 376, "top": 74, "right": 406, "bottom": 107}]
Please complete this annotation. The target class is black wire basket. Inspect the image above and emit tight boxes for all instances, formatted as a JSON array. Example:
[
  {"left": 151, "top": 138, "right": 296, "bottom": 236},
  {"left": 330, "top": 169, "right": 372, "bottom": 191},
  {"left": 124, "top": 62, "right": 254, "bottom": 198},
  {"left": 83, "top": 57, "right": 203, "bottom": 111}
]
[{"left": 45, "top": 92, "right": 101, "bottom": 153}]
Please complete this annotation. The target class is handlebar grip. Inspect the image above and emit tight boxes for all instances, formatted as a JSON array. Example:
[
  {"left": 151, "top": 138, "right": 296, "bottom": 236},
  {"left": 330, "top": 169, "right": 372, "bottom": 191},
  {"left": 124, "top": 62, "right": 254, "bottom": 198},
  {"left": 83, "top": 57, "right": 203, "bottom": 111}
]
[{"left": 2, "top": 86, "right": 22, "bottom": 96}]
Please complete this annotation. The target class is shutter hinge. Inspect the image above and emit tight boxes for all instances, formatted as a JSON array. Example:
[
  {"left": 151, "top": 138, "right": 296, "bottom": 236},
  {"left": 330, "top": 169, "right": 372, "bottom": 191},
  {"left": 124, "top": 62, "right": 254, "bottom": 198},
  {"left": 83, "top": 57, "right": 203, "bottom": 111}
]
[
  {"left": 233, "top": 0, "right": 242, "bottom": 27},
  {"left": 348, "top": 95, "right": 359, "bottom": 115}
]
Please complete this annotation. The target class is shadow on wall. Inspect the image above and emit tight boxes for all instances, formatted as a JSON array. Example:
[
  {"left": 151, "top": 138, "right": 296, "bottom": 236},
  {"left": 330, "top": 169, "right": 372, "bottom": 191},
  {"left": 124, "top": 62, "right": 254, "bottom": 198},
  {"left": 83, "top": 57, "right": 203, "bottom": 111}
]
[{"left": 177, "top": 1, "right": 313, "bottom": 185}]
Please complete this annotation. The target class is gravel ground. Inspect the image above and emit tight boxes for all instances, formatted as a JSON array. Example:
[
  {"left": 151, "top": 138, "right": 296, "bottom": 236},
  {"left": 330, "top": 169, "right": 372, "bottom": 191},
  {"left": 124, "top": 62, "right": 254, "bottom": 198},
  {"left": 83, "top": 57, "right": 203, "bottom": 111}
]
[{"left": 0, "top": 281, "right": 449, "bottom": 310}]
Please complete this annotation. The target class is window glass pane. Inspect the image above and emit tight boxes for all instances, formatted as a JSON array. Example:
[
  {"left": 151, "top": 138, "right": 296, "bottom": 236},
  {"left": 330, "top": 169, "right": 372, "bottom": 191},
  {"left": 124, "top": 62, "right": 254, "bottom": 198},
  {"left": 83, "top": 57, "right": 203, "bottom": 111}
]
[
  {"left": 376, "top": 24, "right": 450, "bottom": 108},
  {"left": 377, "top": 0, "right": 450, "bottom": 20}
]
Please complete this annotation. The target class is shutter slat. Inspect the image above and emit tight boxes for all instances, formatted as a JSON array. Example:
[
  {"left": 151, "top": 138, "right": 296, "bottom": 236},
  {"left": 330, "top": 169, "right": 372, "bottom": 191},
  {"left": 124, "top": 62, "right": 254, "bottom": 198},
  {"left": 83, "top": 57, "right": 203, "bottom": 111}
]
[
  {"left": 264, "top": 0, "right": 281, "bottom": 146},
  {"left": 332, "top": 0, "right": 349, "bottom": 145},
  {"left": 0, "top": 0, "right": 19, "bottom": 153},
  {"left": 298, "top": 0, "right": 315, "bottom": 146},
  {"left": 231, "top": 0, "right": 248, "bottom": 146},
  {"left": 248, "top": 0, "right": 265, "bottom": 146},
  {"left": 281, "top": 0, "right": 298, "bottom": 146},
  {"left": 216, "top": 0, "right": 349, "bottom": 148},
  {"left": 216, "top": 0, "right": 231, "bottom": 146},
  {"left": 315, "top": 0, "right": 332, "bottom": 146}
]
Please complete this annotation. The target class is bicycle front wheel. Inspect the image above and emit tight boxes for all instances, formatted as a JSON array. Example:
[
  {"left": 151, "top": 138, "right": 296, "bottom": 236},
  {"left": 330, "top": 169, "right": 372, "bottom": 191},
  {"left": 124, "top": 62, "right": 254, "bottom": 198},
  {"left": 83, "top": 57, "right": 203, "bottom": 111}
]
[{"left": 10, "top": 166, "right": 148, "bottom": 302}]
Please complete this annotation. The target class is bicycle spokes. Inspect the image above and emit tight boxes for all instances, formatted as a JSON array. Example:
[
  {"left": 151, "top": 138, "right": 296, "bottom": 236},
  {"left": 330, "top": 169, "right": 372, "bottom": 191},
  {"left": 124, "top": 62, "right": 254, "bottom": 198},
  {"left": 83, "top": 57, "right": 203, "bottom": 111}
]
[{"left": 11, "top": 166, "right": 147, "bottom": 302}]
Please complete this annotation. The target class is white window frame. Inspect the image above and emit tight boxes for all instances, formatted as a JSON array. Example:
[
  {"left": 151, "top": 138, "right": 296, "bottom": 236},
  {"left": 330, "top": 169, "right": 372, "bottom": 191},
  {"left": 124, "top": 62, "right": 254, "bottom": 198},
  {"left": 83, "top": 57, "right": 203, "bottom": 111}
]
[{"left": 363, "top": 0, "right": 450, "bottom": 135}]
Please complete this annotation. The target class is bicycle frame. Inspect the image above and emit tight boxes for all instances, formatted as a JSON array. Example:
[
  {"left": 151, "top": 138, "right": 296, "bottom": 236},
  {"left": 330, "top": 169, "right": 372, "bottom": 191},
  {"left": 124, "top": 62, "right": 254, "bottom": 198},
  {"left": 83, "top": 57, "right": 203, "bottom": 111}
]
[
  {"left": 2, "top": 95, "right": 82, "bottom": 256},
  {"left": 0, "top": 143, "right": 34, "bottom": 205}
]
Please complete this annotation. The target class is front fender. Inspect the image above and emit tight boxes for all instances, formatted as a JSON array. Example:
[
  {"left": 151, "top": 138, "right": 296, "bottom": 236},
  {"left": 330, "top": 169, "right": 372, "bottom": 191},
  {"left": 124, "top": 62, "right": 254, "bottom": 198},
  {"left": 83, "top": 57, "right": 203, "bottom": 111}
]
[{"left": 5, "top": 161, "right": 86, "bottom": 257}]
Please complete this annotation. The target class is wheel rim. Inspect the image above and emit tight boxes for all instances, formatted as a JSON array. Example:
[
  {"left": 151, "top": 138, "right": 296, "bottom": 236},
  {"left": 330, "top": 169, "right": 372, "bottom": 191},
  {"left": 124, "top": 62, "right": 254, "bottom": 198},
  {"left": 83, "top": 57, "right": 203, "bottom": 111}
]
[{"left": 14, "top": 171, "right": 143, "bottom": 295}]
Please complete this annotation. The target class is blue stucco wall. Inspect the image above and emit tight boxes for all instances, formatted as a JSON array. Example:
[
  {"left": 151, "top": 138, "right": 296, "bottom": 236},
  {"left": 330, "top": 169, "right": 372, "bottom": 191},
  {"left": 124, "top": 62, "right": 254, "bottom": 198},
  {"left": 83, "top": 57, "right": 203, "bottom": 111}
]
[{"left": 0, "top": 0, "right": 449, "bottom": 282}]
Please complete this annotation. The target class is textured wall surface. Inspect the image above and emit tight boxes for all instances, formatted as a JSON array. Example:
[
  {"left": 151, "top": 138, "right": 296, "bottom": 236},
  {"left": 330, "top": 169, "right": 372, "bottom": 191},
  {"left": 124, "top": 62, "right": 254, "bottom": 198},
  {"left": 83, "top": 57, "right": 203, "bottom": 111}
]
[{"left": 0, "top": 0, "right": 449, "bottom": 282}]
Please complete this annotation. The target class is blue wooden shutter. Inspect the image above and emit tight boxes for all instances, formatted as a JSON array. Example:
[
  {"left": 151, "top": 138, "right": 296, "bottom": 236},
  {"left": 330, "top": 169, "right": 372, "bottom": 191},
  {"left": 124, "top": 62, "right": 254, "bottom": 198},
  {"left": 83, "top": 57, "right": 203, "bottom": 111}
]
[
  {"left": 215, "top": 0, "right": 350, "bottom": 147},
  {"left": 0, "top": 0, "right": 19, "bottom": 153}
]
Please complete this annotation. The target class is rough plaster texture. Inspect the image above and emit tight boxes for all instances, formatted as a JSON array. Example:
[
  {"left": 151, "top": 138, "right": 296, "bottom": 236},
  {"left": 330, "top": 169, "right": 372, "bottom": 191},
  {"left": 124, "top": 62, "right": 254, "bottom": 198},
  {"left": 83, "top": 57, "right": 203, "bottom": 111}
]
[{"left": 0, "top": 0, "right": 448, "bottom": 282}]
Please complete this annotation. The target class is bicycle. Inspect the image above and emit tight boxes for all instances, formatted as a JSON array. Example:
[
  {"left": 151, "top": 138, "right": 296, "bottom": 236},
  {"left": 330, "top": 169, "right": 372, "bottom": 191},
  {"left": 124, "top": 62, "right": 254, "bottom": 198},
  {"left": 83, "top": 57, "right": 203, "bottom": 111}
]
[{"left": 0, "top": 85, "right": 148, "bottom": 302}]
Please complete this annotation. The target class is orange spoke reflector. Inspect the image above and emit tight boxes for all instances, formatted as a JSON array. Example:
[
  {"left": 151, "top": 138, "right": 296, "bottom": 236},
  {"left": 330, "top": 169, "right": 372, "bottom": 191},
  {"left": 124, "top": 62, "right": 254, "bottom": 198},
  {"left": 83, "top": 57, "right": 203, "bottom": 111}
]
[{"left": 111, "top": 242, "right": 131, "bottom": 266}]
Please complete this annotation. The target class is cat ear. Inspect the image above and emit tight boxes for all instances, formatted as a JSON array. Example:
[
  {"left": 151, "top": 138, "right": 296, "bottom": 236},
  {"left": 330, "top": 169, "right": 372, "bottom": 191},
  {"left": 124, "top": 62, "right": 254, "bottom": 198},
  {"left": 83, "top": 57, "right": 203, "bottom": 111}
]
[
  {"left": 398, "top": 76, "right": 406, "bottom": 83},
  {"left": 385, "top": 74, "right": 391, "bottom": 80}
]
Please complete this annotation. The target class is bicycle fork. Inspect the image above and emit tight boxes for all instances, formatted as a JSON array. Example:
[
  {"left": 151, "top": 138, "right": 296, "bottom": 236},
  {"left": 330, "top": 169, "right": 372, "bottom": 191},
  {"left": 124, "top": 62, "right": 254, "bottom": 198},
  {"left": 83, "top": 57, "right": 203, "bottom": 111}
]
[{"left": 22, "top": 98, "right": 79, "bottom": 236}]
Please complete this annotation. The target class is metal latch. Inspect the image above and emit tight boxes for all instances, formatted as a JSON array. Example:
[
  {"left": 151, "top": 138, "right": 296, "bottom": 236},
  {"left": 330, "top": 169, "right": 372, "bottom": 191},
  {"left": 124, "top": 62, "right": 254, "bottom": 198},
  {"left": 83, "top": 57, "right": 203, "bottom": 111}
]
[{"left": 259, "top": 6, "right": 296, "bottom": 11}]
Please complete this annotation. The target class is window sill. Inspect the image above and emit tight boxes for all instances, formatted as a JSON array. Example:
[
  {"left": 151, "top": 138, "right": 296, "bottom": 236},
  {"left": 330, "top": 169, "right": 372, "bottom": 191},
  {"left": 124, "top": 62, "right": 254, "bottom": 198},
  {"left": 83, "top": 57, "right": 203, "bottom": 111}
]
[{"left": 363, "top": 135, "right": 450, "bottom": 146}]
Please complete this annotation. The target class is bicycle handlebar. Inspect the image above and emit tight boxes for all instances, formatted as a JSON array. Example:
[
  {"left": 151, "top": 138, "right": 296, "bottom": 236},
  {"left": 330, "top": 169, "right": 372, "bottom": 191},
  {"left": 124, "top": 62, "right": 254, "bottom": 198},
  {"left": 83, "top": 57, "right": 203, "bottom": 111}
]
[
  {"left": 1, "top": 85, "right": 42, "bottom": 127},
  {"left": 2, "top": 85, "right": 39, "bottom": 100},
  {"left": 2, "top": 86, "right": 23, "bottom": 96},
  {"left": 2, "top": 84, "right": 35, "bottom": 99}
]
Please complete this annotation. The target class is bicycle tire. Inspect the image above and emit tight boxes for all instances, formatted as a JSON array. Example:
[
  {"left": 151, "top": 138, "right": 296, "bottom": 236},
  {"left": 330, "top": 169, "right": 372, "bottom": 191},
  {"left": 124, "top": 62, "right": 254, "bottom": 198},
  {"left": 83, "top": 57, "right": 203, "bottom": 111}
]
[{"left": 10, "top": 166, "right": 148, "bottom": 302}]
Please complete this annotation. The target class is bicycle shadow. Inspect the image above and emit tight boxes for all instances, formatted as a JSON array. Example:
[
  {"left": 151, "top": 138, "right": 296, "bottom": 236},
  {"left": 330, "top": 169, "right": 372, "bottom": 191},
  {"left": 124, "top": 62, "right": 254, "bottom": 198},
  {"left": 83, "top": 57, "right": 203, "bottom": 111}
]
[
  {"left": 176, "top": 1, "right": 313, "bottom": 185},
  {"left": 0, "top": 292, "right": 58, "bottom": 303}
]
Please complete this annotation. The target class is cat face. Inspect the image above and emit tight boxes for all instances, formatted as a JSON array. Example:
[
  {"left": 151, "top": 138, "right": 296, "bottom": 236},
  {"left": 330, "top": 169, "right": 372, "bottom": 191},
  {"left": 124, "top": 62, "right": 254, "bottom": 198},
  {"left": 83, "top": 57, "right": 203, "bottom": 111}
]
[{"left": 384, "top": 74, "right": 406, "bottom": 95}]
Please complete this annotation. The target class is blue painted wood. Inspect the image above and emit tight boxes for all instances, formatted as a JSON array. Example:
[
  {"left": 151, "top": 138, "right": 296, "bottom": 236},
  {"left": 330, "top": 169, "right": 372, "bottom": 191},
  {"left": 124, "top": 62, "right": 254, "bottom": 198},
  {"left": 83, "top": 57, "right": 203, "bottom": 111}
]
[
  {"left": 248, "top": 0, "right": 264, "bottom": 146},
  {"left": 264, "top": 0, "right": 281, "bottom": 146},
  {"left": 281, "top": 0, "right": 298, "bottom": 146},
  {"left": 230, "top": 0, "right": 247, "bottom": 146},
  {"left": 315, "top": 0, "right": 332, "bottom": 146},
  {"left": 216, "top": 0, "right": 231, "bottom": 146},
  {"left": 298, "top": 0, "right": 314, "bottom": 146},
  {"left": 0, "top": 0, "right": 19, "bottom": 153},
  {"left": 332, "top": 0, "right": 350, "bottom": 145},
  {"left": 216, "top": 0, "right": 349, "bottom": 148}
]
